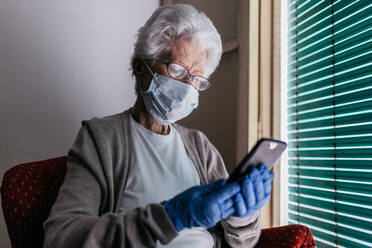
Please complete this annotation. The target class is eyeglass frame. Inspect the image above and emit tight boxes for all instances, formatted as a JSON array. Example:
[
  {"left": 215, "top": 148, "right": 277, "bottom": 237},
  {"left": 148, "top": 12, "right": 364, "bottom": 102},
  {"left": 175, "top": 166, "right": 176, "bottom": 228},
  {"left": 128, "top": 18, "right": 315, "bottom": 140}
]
[{"left": 147, "top": 59, "right": 211, "bottom": 91}]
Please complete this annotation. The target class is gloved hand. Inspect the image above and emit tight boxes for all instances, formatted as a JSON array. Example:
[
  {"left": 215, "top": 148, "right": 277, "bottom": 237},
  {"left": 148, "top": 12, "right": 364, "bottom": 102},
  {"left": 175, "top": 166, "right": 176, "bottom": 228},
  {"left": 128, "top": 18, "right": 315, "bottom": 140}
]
[
  {"left": 232, "top": 164, "right": 274, "bottom": 218},
  {"left": 161, "top": 179, "right": 240, "bottom": 232}
]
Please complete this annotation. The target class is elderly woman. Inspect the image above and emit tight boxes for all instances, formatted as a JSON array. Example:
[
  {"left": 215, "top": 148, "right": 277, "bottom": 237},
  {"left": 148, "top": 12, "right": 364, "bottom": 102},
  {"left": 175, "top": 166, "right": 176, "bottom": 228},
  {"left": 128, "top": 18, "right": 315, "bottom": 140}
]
[{"left": 43, "top": 4, "right": 274, "bottom": 248}]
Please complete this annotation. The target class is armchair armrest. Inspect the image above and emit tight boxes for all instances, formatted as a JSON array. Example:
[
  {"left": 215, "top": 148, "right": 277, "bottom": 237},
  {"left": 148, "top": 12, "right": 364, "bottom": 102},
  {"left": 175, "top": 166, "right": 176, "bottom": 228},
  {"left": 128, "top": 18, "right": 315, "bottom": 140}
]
[{"left": 254, "top": 224, "right": 316, "bottom": 248}]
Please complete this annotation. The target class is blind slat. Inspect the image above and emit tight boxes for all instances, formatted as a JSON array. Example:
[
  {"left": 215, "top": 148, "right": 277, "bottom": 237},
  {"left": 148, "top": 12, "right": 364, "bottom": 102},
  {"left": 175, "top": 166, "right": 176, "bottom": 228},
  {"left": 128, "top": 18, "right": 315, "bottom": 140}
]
[
  {"left": 288, "top": 147, "right": 372, "bottom": 158},
  {"left": 288, "top": 41, "right": 372, "bottom": 77},
  {"left": 289, "top": 1, "right": 371, "bottom": 44},
  {"left": 287, "top": 112, "right": 372, "bottom": 130},
  {"left": 288, "top": 0, "right": 326, "bottom": 19},
  {"left": 289, "top": 24, "right": 371, "bottom": 64},
  {"left": 289, "top": 34, "right": 372, "bottom": 71},
  {"left": 287, "top": 124, "right": 372, "bottom": 139},
  {"left": 288, "top": 0, "right": 307, "bottom": 12},
  {"left": 288, "top": 213, "right": 372, "bottom": 245},
  {"left": 288, "top": 60, "right": 371, "bottom": 88},
  {"left": 289, "top": 0, "right": 342, "bottom": 33},
  {"left": 288, "top": 0, "right": 368, "bottom": 28},
  {"left": 288, "top": 0, "right": 354, "bottom": 37},
  {"left": 288, "top": 0, "right": 330, "bottom": 28},
  {"left": 289, "top": 195, "right": 371, "bottom": 219},
  {"left": 287, "top": 70, "right": 371, "bottom": 97},
  {"left": 287, "top": 79, "right": 371, "bottom": 106},
  {"left": 288, "top": 169, "right": 372, "bottom": 182},
  {"left": 306, "top": 228, "right": 370, "bottom": 248},
  {"left": 288, "top": 98, "right": 372, "bottom": 122},
  {"left": 288, "top": 159, "right": 372, "bottom": 169},
  {"left": 288, "top": 52, "right": 372, "bottom": 82},
  {"left": 287, "top": 136, "right": 372, "bottom": 148},
  {"left": 310, "top": 239, "right": 334, "bottom": 248},
  {"left": 288, "top": 178, "right": 372, "bottom": 195},
  {"left": 287, "top": 88, "right": 372, "bottom": 114},
  {"left": 289, "top": 4, "right": 372, "bottom": 51},
  {"left": 288, "top": 186, "right": 372, "bottom": 207},
  {"left": 289, "top": 14, "right": 372, "bottom": 56}
]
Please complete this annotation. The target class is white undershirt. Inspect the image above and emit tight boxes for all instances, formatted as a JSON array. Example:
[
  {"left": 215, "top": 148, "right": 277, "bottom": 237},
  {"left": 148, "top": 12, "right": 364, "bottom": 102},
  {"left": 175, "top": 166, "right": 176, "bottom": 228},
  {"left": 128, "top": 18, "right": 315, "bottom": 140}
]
[{"left": 118, "top": 115, "right": 214, "bottom": 248}]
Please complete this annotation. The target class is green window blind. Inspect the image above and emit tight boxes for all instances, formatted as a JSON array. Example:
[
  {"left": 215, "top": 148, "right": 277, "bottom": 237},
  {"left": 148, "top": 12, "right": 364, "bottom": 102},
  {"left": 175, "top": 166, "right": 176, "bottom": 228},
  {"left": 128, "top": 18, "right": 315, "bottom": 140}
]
[{"left": 286, "top": 0, "right": 372, "bottom": 247}]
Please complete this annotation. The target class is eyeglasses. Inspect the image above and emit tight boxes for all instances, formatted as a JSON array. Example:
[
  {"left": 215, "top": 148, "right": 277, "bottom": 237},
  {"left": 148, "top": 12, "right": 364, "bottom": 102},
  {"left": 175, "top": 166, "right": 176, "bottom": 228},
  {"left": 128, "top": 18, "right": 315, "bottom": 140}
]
[{"left": 152, "top": 60, "right": 211, "bottom": 91}]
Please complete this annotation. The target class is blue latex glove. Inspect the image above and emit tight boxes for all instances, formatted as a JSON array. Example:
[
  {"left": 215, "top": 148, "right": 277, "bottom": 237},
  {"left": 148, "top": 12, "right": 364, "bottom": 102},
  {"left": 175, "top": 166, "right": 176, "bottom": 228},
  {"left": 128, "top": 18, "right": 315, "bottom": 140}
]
[
  {"left": 161, "top": 179, "right": 240, "bottom": 232},
  {"left": 232, "top": 164, "right": 275, "bottom": 218}
]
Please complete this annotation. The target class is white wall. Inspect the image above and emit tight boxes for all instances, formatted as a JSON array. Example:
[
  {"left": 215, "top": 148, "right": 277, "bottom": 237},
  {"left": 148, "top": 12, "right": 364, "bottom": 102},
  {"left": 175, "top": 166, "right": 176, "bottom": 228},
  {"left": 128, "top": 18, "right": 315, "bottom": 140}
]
[{"left": 0, "top": 1, "right": 159, "bottom": 247}]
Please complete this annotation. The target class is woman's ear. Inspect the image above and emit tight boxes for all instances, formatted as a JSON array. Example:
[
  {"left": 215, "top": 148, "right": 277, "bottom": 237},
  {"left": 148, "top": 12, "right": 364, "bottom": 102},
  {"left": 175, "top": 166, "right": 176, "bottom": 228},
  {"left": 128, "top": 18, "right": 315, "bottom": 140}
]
[
  {"left": 132, "top": 57, "right": 144, "bottom": 77},
  {"left": 131, "top": 57, "right": 152, "bottom": 92}
]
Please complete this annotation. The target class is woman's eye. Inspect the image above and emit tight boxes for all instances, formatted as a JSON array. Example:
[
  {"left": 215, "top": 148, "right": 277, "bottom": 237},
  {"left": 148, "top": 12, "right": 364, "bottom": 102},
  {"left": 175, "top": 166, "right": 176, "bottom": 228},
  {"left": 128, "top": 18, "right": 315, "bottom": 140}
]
[{"left": 169, "top": 64, "right": 188, "bottom": 79}]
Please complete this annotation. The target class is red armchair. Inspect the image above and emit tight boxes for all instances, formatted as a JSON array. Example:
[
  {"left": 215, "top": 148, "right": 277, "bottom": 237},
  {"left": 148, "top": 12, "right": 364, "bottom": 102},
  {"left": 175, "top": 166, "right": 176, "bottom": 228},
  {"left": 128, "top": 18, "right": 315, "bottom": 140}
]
[{"left": 1, "top": 157, "right": 316, "bottom": 248}]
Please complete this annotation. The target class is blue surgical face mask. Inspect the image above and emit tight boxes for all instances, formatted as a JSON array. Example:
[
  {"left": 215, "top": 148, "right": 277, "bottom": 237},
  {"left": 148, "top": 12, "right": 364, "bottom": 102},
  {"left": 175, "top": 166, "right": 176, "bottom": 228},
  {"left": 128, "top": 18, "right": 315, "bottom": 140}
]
[{"left": 140, "top": 61, "right": 199, "bottom": 125}]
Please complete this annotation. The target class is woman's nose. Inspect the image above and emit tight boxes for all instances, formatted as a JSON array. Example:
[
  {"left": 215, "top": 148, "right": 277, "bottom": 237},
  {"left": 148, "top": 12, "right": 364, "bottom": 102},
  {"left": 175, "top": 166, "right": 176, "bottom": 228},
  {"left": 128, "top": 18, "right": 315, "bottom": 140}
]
[{"left": 183, "top": 76, "right": 194, "bottom": 86}]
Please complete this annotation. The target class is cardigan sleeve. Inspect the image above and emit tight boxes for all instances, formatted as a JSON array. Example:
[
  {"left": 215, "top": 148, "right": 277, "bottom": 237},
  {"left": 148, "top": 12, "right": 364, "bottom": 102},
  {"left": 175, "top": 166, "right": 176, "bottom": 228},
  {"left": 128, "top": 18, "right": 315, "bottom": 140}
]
[
  {"left": 199, "top": 131, "right": 262, "bottom": 248},
  {"left": 43, "top": 125, "right": 178, "bottom": 248}
]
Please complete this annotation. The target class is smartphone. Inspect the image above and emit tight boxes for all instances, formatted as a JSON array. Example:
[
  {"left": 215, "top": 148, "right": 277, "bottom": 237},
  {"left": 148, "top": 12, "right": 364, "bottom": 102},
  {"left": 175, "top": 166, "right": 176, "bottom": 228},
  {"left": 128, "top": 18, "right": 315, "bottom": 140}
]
[{"left": 227, "top": 138, "right": 287, "bottom": 183}]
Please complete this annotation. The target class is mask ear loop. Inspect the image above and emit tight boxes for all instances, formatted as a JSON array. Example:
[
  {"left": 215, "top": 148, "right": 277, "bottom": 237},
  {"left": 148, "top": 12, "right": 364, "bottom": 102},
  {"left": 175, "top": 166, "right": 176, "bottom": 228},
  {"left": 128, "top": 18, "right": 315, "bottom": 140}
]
[
  {"left": 143, "top": 59, "right": 157, "bottom": 80},
  {"left": 139, "top": 59, "right": 168, "bottom": 121},
  {"left": 138, "top": 59, "right": 157, "bottom": 93}
]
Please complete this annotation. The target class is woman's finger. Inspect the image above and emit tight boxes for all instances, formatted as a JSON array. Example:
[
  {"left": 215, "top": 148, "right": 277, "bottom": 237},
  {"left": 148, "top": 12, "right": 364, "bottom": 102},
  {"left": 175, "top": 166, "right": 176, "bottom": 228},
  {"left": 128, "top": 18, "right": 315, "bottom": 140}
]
[
  {"left": 262, "top": 171, "right": 274, "bottom": 195},
  {"left": 213, "top": 182, "right": 240, "bottom": 204},
  {"left": 221, "top": 198, "right": 234, "bottom": 211},
  {"left": 257, "top": 164, "right": 267, "bottom": 175},
  {"left": 262, "top": 170, "right": 274, "bottom": 181},
  {"left": 254, "top": 176, "right": 265, "bottom": 202},
  {"left": 221, "top": 206, "right": 235, "bottom": 219},
  {"left": 254, "top": 194, "right": 271, "bottom": 211},
  {"left": 205, "top": 178, "right": 227, "bottom": 193},
  {"left": 263, "top": 180, "right": 272, "bottom": 195},
  {"left": 242, "top": 180, "right": 256, "bottom": 209},
  {"left": 233, "top": 193, "right": 247, "bottom": 217},
  {"left": 249, "top": 167, "right": 260, "bottom": 182}
]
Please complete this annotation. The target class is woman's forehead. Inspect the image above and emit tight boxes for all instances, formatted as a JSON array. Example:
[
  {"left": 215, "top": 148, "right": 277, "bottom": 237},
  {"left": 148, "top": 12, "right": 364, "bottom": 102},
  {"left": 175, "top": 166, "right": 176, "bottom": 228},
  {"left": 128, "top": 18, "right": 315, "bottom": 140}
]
[{"left": 164, "top": 38, "right": 207, "bottom": 76}]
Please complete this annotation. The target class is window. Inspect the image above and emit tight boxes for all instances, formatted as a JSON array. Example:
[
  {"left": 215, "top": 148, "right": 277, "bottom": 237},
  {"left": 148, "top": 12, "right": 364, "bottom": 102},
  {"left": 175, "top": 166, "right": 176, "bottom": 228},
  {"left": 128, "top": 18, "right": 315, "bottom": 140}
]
[{"left": 286, "top": 0, "right": 372, "bottom": 247}]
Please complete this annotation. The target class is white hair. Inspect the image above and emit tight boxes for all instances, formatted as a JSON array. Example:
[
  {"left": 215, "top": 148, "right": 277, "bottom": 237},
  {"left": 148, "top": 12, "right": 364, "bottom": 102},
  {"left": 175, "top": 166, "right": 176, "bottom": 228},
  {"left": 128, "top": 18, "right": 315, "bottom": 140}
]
[{"left": 132, "top": 4, "right": 222, "bottom": 92}]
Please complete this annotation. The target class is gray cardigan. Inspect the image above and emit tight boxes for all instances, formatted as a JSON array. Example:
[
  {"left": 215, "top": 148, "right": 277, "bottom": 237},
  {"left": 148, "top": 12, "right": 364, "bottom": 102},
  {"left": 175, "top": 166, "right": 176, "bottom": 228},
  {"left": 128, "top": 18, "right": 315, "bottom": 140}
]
[{"left": 43, "top": 109, "right": 261, "bottom": 248}]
